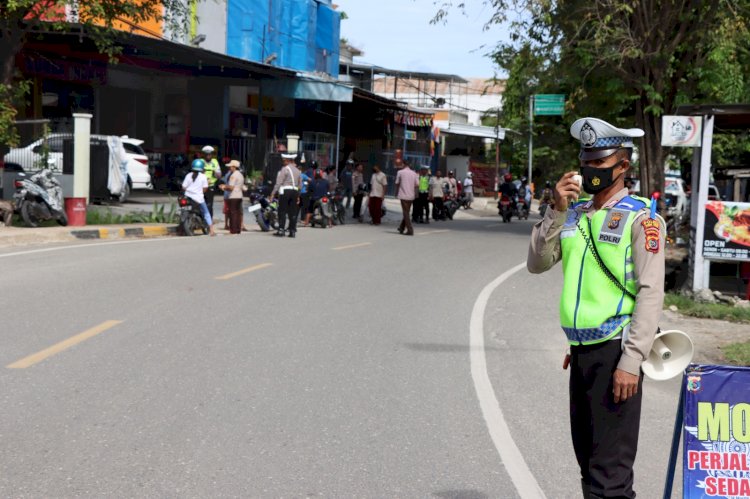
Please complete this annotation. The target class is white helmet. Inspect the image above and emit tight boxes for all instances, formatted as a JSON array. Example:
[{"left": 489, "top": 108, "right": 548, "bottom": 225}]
[
  {"left": 202, "top": 145, "right": 215, "bottom": 154},
  {"left": 467, "top": 172, "right": 473, "bottom": 177}
]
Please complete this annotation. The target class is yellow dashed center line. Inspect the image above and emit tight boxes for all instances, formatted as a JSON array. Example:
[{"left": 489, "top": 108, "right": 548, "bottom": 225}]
[
  {"left": 215, "top": 263, "right": 274, "bottom": 280},
  {"left": 333, "top": 242, "right": 373, "bottom": 251},
  {"left": 7, "top": 320, "right": 123, "bottom": 369}
]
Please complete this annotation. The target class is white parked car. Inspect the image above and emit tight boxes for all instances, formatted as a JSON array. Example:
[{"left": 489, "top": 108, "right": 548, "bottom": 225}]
[
  {"left": 119, "top": 136, "right": 152, "bottom": 190},
  {"left": 3, "top": 134, "right": 152, "bottom": 196}
]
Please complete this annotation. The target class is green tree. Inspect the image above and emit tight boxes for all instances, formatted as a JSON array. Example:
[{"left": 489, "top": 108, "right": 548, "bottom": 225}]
[
  {"left": 0, "top": 0, "right": 193, "bottom": 146},
  {"left": 434, "top": 0, "right": 750, "bottom": 195}
]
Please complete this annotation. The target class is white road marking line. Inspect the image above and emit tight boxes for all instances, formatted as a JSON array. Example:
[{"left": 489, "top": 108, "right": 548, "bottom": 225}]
[
  {"left": 484, "top": 224, "right": 499, "bottom": 228},
  {"left": 332, "top": 242, "right": 372, "bottom": 251},
  {"left": 0, "top": 237, "right": 181, "bottom": 259},
  {"left": 215, "top": 263, "right": 273, "bottom": 280},
  {"left": 470, "top": 261, "right": 546, "bottom": 498},
  {"left": 417, "top": 229, "right": 450, "bottom": 236}
]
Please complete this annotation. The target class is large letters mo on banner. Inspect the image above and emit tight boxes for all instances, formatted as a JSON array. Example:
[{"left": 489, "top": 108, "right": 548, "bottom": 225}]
[{"left": 683, "top": 364, "right": 750, "bottom": 498}]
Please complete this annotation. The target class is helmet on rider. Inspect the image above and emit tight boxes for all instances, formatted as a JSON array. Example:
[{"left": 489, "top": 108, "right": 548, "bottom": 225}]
[
  {"left": 545, "top": 180, "right": 551, "bottom": 188},
  {"left": 191, "top": 159, "right": 206, "bottom": 172},
  {"left": 314, "top": 168, "right": 324, "bottom": 179},
  {"left": 503, "top": 173, "right": 512, "bottom": 183},
  {"left": 521, "top": 176, "right": 527, "bottom": 183}
]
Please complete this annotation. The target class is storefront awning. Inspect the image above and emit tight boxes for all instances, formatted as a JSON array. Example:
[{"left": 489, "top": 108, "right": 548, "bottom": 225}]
[
  {"left": 263, "top": 76, "right": 353, "bottom": 103},
  {"left": 437, "top": 122, "right": 506, "bottom": 140}
]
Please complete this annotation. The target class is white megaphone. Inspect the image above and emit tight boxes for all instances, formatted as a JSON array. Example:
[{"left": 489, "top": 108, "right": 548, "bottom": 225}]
[{"left": 642, "top": 330, "right": 694, "bottom": 380}]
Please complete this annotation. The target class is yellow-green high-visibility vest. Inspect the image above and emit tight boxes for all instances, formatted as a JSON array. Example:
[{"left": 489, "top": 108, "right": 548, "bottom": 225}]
[
  {"left": 419, "top": 175, "right": 429, "bottom": 193},
  {"left": 204, "top": 158, "right": 220, "bottom": 186},
  {"left": 559, "top": 195, "right": 651, "bottom": 345}
]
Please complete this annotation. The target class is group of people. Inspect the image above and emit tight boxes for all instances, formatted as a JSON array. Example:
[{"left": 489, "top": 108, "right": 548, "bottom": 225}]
[{"left": 181, "top": 145, "right": 247, "bottom": 237}]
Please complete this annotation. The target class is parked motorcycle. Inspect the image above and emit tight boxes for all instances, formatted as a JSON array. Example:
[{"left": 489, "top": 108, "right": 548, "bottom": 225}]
[
  {"left": 310, "top": 194, "right": 333, "bottom": 228},
  {"left": 178, "top": 195, "right": 209, "bottom": 236},
  {"left": 330, "top": 186, "right": 346, "bottom": 225},
  {"left": 458, "top": 191, "right": 471, "bottom": 210},
  {"left": 13, "top": 170, "right": 68, "bottom": 227},
  {"left": 440, "top": 184, "right": 458, "bottom": 220},
  {"left": 498, "top": 194, "right": 513, "bottom": 223},
  {"left": 247, "top": 190, "right": 278, "bottom": 232}
]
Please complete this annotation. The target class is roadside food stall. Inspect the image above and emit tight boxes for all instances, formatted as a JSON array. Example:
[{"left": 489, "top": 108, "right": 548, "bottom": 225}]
[{"left": 670, "top": 105, "right": 750, "bottom": 295}]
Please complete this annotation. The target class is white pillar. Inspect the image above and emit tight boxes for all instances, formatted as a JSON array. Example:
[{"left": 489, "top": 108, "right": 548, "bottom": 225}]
[
  {"left": 72, "top": 113, "right": 92, "bottom": 202},
  {"left": 692, "top": 114, "right": 714, "bottom": 291}
]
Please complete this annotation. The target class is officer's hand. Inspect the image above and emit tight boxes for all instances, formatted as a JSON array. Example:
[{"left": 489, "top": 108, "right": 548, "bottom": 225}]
[
  {"left": 554, "top": 171, "right": 581, "bottom": 212},
  {"left": 613, "top": 369, "right": 639, "bottom": 403}
]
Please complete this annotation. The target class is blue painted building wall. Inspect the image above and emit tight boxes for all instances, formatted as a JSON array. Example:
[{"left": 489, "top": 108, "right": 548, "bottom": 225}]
[{"left": 226, "top": 0, "right": 340, "bottom": 77}]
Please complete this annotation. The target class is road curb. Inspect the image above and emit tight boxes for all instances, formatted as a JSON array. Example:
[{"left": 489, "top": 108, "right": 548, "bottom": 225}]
[{"left": 70, "top": 225, "right": 178, "bottom": 240}]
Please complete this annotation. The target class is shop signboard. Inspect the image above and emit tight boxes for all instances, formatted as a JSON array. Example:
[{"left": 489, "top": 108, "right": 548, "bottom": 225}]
[
  {"left": 662, "top": 116, "right": 703, "bottom": 147},
  {"left": 404, "top": 130, "right": 417, "bottom": 141},
  {"left": 703, "top": 201, "right": 750, "bottom": 261},
  {"left": 682, "top": 364, "right": 750, "bottom": 498}
]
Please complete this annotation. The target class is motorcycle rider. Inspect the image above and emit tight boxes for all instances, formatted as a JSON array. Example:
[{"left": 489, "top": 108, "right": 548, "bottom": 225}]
[
  {"left": 182, "top": 158, "right": 216, "bottom": 236},
  {"left": 446, "top": 170, "right": 458, "bottom": 199},
  {"left": 304, "top": 168, "right": 332, "bottom": 228},
  {"left": 498, "top": 173, "right": 518, "bottom": 215},
  {"left": 201, "top": 145, "right": 221, "bottom": 221},
  {"left": 539, "top": 181, "right": 555, "bottom": 213}
]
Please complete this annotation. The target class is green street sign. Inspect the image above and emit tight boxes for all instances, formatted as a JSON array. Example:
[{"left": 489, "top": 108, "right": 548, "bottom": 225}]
[{"left": 534, "top": 94, "right": 565, "bottom": 116}]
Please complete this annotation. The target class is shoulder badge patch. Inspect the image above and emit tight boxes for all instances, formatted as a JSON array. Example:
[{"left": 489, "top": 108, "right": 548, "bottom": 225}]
[{"left": 641, "top": 218, "right": 661, "bottom": 254}]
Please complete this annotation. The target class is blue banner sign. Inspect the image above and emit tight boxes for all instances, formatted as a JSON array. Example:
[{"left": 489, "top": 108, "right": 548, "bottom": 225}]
[{"left": 683, "top": 364, "right": 750, "bottom": 498}]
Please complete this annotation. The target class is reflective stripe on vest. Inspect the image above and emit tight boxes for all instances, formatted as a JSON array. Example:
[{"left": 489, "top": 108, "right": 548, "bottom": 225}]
[{"left": 559, "top": 195, "right": 649, "bottom": 345}]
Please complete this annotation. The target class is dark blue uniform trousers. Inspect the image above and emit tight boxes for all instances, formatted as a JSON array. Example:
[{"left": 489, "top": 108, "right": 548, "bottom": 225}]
[{"left": 570, "top": 340, "right": 643, "bottom": 499}]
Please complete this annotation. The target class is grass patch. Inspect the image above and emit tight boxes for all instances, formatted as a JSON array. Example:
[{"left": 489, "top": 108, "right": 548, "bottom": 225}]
[
  {"left": 664, "top": 292, "right": 750, "bottom": 323},
  {"left": 86, "top": 202, "right": 178, "bottom": 225},
  {"left": 722, "top": 342, "right": 750, "bottom": 367}
]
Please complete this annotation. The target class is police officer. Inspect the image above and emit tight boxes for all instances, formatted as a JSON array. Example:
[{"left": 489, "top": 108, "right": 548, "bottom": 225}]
[
  {"left": 201, "top": 145, "right": 221, "bottom": 219},
  {"left": 270, "top": 152, "right": 301, "bottom": 238},
  {"left": 528, "top": 117, "right": 665, "bottom": 499}
]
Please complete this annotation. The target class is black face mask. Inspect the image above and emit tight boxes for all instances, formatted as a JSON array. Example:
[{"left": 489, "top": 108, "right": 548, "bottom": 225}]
[{"left": 580, "top": 160, "right": 624, "bottom": 194}]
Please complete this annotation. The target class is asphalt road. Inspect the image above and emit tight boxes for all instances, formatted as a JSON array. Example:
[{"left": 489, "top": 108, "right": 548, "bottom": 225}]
[{"left": 0, "top": 206, "right": 683, "bottom": 498}]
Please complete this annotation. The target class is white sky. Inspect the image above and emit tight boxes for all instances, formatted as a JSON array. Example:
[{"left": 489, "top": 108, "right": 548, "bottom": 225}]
[{"left": 337, "top": 0, "right": 508, "bottom": 79}]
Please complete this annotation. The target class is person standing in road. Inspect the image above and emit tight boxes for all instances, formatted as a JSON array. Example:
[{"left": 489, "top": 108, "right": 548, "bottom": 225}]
[
  {"left": 342, "top": 159, "right": 354, "bottom": 210},
  {"left": 182, "top": 158, "right": 216, "bottom": 237},
  {"left": 446, "top": 170, "right": 458, "bottom": 199},
  {"left": 429, "top": 169, "right": 445, "bottom": 221},
  {"left": 201, "top": 145, "right": 221, "bottom": 220},
  {"left": 368, "top": 164, "right": 387, "bottom": 225},
  {"left": 414, "top": 165, "right": 431, "bottom": 224},
  {"left": 462, "top": 172, "right": 474, "bottom": 209},
  {"left": 527, "top": 117, "right": 665, "bottom": 499},
  {"left": 395, "top": 159, "right": 418, "bottom": 235},
  {"left": 299, "top": 156, "right": 313, "bottom": 226},
  {"left": 270, "top": 153, "right": 302, "bottom": 238},
  {"left": 351, "top": 162, "right": 365, "bottom": 220},
  {"left": 221, "top": 159, "right": 244, "bottom": 235}
]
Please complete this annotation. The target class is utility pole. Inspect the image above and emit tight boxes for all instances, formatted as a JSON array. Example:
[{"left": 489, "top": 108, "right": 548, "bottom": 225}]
[
  {"left": 528, "top": 95, "right": 534, "bottom": 184},
  {"left": 495, "top": 107, "right": 500, "bottom": 199}
]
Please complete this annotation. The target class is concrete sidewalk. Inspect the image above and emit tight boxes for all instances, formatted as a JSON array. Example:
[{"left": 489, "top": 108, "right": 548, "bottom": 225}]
[{"left": 0, "top": 224, "right": 177, "bottom": 248}]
